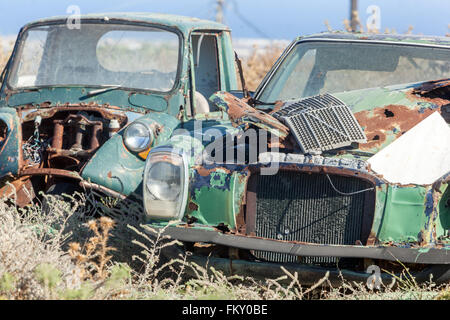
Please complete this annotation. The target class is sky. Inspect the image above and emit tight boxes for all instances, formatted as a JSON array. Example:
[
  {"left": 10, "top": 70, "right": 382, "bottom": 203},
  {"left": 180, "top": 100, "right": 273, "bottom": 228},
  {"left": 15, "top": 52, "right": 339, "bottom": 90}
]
[{"left": 0, "top": 0, "right": 449, "bottom": 39}]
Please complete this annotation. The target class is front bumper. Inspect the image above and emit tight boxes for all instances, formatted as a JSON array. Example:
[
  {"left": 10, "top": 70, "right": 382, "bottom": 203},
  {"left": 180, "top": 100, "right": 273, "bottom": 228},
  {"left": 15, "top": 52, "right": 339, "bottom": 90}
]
[
  {"left": 147, "top": 225, "right": 450, "bottom": 265},
  {"left": 145, "top": 225, "right": 450, "bottom": 285}
]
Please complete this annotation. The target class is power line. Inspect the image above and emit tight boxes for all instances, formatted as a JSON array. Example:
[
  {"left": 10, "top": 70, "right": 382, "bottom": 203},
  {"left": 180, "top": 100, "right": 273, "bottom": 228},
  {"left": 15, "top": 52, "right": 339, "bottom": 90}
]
[
  {"left": 185, "top": 1, "right": 216, "bottom": 21},
  {"left": 229, "top": 0, "right": 270, "bottom": 39}
]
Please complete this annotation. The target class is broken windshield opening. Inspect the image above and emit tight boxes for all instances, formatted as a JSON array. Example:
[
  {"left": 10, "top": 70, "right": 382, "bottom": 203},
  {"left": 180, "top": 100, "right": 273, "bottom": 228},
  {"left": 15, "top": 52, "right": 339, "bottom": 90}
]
[
  {"left": 8, "top": 23, "right": 181, "bottom": 92},
  {"left": 258, "top": 41, "right": 450, "bottom": 103}
]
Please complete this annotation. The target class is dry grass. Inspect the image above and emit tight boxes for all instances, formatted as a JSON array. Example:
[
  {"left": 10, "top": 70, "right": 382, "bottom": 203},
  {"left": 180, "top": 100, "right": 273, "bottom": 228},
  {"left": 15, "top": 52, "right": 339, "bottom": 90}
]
[
  {"left": 0, "top": 192, "right": 448, "bottom": 300},
  {"left": 239, "top": 44, "right": 285, "bottom": 92},
  {"left": 68, "top": 217, "right": 116, "bottom": 281},
  {"left": 0, "top": 195, "right": 81, "bottom": 299},
  {"left": 0, "top": 37, "right": 13, "bottom": 72}
]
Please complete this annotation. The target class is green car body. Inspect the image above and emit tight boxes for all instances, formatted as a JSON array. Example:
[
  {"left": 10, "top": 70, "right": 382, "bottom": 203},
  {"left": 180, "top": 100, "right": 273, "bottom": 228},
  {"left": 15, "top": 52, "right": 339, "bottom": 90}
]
[
  {"left": 0, "top": 12, "right": 239, "bottom": 203},
  {"left": 141, "top": 33, "right": 450, "bottom": 284}
]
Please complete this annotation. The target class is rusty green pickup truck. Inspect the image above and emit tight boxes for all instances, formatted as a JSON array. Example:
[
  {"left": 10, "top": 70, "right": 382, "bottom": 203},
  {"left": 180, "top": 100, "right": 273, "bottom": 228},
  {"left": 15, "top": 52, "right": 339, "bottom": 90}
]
[
  {"left": 140, "top": 33, "right": 450, "bottom": 285},
  {"left": 0, "top": 12, "right": 240, "bottom": 204}
]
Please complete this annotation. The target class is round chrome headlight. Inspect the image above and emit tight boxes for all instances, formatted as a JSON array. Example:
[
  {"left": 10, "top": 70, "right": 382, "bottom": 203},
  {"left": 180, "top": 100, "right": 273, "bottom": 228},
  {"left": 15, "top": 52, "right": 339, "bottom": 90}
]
[{"left": 123, "top": 122, "right": 154, "bottom": 153}]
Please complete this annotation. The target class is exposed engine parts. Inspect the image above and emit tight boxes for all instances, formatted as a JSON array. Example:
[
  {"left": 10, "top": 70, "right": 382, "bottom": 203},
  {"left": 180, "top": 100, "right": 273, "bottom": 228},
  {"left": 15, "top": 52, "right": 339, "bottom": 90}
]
[
  {"left": 23, "top": 116, "right": 47, "bottom": 166},
  {"left": 21, "top": 106, "right": 128, "bottom": 172},
  {"left": 50, "top": 113, "right": 104, "bottom": 156},
  {"left": 0, "top": 105, "right": 132, "bottom": 206}
]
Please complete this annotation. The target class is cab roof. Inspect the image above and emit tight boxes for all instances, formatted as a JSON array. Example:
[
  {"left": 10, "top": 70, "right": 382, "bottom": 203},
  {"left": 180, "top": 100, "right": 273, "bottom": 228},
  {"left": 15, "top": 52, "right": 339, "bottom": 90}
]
[
  {"left": 23, "top": 12, "right": 230, "bottom": 33},
  {"left": 296, "top": 32, "right": 450, "bottom": 47}
]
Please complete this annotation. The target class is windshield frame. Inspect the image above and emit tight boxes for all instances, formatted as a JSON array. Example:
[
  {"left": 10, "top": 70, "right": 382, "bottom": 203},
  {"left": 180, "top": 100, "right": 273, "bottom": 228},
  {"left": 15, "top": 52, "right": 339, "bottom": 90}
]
[
  {"left": 253, "top": 38, "right": 450, "bottom": 103},
  {"left": 5, "top": 19, "right": 185, "bottom": 95}
]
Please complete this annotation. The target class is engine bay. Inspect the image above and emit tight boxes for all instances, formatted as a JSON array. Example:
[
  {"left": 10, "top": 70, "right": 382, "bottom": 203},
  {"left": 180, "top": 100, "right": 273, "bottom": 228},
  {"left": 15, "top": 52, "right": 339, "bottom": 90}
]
[{"left": 21, "top": 106, "right": 128, "bottom": 172}]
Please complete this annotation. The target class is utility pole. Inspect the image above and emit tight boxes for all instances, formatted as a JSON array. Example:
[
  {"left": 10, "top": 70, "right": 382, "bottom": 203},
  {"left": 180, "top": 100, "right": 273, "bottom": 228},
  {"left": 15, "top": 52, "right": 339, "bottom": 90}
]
[
  {"left": 350, "top": 0, "right": 358, "bottom": 32},
  {"left": 216, "top": 0, "right": 224, "bottom": 24}
]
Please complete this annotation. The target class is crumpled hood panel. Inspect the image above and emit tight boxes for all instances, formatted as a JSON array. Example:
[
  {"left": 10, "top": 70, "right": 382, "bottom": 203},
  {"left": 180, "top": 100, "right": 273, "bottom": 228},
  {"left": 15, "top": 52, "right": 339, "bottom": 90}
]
[{"left": 332, "top": 78, "right": 449, "bottom": 154}]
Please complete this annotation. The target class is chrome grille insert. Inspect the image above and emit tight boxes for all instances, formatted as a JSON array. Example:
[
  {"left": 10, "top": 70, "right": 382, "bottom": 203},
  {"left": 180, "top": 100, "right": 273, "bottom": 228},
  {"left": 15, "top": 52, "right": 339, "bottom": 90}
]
[{"left": 272, "top": 93, "right": 367, "bottom": 153}]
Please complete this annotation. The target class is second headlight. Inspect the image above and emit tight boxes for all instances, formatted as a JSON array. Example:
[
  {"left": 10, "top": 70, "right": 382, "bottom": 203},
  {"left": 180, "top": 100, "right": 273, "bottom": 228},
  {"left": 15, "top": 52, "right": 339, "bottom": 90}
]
[{"left": 123, "top": 122, "right": 154, "bottom": 153}]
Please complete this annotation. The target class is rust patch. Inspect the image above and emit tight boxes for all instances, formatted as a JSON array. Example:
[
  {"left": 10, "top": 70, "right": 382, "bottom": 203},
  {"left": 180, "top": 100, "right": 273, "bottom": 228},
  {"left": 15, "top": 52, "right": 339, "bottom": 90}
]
[
  {"left": 268, "top": 135, "right": 296, "bottom": 150},
  {"left": 354, "top": 105, "right": 437, "bottom": 150},
  {"left": 15, "top": 179, "right": 35, "bottom": 207},
  {"left": 411, "top": 78, "right": 450, "bottom": 95},
  {"left": 195, "top": 166, "right": 231, "bottom": 177},
  {"left": 22, "top": 105, "right": 128, "bottom": 125},
  {"left": 0, "top": 177, "right": 35, "bottom": 206},
  {"left": 406, "top": 79, "right": 450, "bottom": 107},
  {"left": 226, "top": 102, "right": 246, "bottom": 121},
  {"left": 188, "top": 201, "right": 199, "bottom": 211},
  {"left": 237, "top": 172, "right": 248, "bottom": 184},
  {"left": 221, "top": 92, "right": 289, "bottom": 135},
  {"left": 406, "top": 91, "right": 450, "bottom": 107}
]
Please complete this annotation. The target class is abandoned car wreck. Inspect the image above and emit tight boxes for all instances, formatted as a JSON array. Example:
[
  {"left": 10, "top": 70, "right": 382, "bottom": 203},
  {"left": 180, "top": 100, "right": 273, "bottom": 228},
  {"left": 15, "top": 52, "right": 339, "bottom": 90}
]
[
  {"left": 0, "top": 13, "right": 239, "bottom": 205},
  {"left": 0, "top": 12, "right": 449, "bottom": 285},
  {"left": 142, "top": 33, "right": 450, "bottom": 284}
]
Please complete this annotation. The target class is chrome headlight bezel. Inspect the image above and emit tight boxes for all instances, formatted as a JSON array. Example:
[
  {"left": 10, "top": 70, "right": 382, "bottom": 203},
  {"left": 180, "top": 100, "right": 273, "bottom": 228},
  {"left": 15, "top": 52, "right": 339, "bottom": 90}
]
[
  {"left": 123, "top": 121, "right": 154, "bottom": 153},
  {"left": 143, "top": 147, "right": 189, "bottom": 221}
]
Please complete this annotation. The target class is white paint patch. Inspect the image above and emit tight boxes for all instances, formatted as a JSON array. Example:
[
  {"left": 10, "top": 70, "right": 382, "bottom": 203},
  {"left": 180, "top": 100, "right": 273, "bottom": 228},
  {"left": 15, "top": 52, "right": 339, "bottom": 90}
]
[{"left": 368, "top": 111, "right": 450, "bottom": 185}]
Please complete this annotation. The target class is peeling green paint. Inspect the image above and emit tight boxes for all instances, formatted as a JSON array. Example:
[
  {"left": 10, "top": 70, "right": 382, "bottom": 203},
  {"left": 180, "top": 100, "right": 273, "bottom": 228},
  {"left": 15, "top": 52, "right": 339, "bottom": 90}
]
[
  {"left": 81, "top": 112, "right": 180, "bottom": 195},
  {"left": 378, "top": 185, "right": 430, "bottom": 243},
  {"left": 438, "top": 185, "right": 450, "bottom": 233},
  {"left": 0, "top": 108, "right": 20, "bottom": 177}
]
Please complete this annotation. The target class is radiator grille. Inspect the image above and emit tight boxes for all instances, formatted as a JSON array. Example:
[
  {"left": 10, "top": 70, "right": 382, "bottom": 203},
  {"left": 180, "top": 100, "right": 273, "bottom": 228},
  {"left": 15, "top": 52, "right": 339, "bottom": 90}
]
[
  {"left": 249, "top": 171, "right": 374, "bottom": 265},
  {"left": 272, "top": 93, "right": 366, "bottom": 153}
]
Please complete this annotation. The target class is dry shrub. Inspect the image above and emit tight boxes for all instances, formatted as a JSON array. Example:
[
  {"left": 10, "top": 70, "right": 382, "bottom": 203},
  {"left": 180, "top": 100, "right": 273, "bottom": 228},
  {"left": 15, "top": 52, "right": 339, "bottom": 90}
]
[
  {"left": 240, "top": 44, "right": 284, "bottom": 92},
  {"left": 0, "top": 191, "right": 137, "bottom": 300},
  {"left": 323, "top": 273, "right": 447, "bottom": 300},
  {"left": 436, "top": 286, "right": 450, "bottom": 300},
  {"left": 125, "top": 223, "right": 332, "bottom": 300},
  {"left": 68, "top": 190, "right": 149, "bottom": 270},
  {"left": 0, "top": 37, "right": 13, "bottom": 72},
  {"left": 0, "top": 191, "right": 448, "bottom": 300},
  {"left": 0, "top": 195, "right": 81, "bottom": 299},
  {"left": 341, "top": 11, "right": 417, "bottom": 35},
  {"left": 68, "top": 217, "right": 116, "bottom": 281}
]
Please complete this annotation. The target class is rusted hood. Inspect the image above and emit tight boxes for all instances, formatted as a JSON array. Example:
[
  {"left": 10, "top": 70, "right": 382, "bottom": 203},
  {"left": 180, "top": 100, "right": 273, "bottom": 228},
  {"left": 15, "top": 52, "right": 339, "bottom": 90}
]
[
  {"left": 331, "top": 78, "right": 450, "bottom": 154},
  {"left": 210, "top": 91, "right": 289, "bottom": 139}
]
